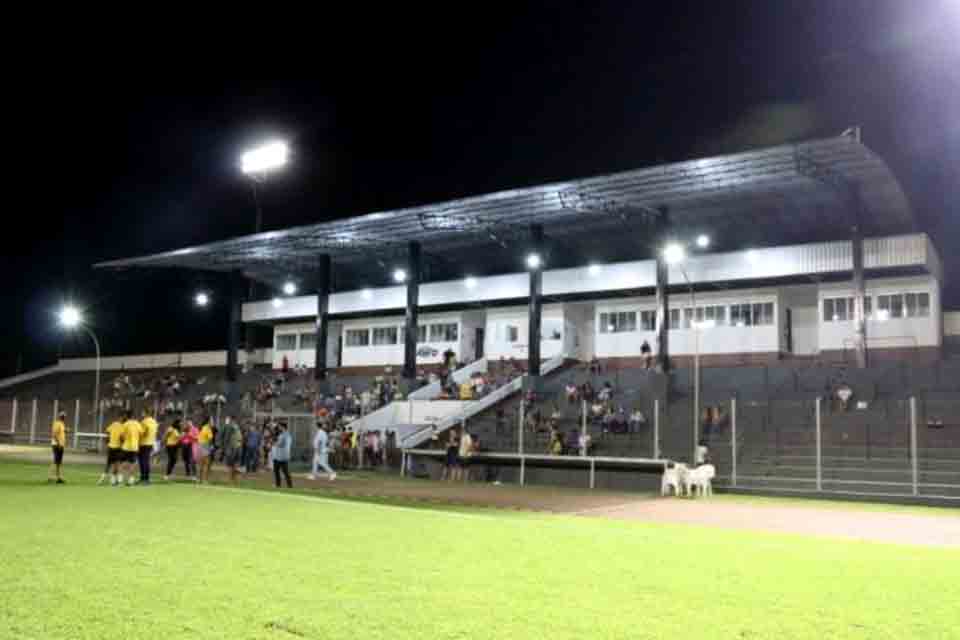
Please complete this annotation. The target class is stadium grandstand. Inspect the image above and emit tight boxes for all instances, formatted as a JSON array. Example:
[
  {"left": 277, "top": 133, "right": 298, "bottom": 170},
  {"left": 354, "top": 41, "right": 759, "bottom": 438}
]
[{"left": 4, "top": 133, "right": 959, "bottom": 501}]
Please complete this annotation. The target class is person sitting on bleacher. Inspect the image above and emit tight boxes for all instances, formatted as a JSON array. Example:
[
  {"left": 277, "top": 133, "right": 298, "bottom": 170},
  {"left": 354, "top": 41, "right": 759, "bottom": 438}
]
[
  {"left": 565, "top": 383, "right": 578, "bottom": 405},
  {"left": 629, "top": 409, "right": 646, "bottom": 433},
  {"left": 598, "top": 381, "right": 613, "bottom": 403}
]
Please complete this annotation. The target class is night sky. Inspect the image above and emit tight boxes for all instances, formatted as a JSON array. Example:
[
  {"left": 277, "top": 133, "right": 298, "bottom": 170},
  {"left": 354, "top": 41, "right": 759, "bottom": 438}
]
[{"left": 4, "top": 1, "right": 958, "bottom": 377}]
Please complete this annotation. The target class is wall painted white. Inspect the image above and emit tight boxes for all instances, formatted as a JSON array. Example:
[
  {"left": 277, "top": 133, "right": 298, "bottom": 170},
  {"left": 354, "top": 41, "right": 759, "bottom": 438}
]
[
  {"left": 817, "top": 275, "right": 941, "bottom": 350},
  {"left": 243, "top": 233, "right": 940, "bottom": 323},
  {"left": 780, "top": 285, "right": 819, "bottom": 356},
  {"left": 945, "top": 312, "right": 960, "bottom": 337},
  {"left": 338, "top": 313, "right": 464, "bottom": 368},
  {"left": 594, "top": 289, "right": 781, "bottom": 358},
  {"left": 272, "top": 322, "right": 340, "bottom": 370},
  {"left": 484, "top": 304, "right": 566, "bottom": 361}
]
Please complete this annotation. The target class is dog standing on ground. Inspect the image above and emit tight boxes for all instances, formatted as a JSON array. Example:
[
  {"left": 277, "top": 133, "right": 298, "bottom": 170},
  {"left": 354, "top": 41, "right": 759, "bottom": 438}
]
[{"left": 661, "top": 463, "right": 691, "bottom": 496}]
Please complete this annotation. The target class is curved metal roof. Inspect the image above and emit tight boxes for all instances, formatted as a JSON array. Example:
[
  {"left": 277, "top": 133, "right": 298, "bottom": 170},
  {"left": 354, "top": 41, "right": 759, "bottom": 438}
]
[{"left": 97, "top": 134, "right": 913, "bottom": 291}]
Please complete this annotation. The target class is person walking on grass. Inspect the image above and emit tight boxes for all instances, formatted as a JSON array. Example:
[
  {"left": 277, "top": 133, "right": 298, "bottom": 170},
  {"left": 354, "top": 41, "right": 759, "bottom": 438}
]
[
  {"left": 308, "top": 423, "right": 337, "bottom": 481},
  {"left": 222, "top": 416, "right": 243, "bottom": 486},
  {"left": 196, "top": 417, "right": 214, "bottom": 484},
  {"left": 163, "top": 419, "right": 181, "bottom": 480},
  {"left": 139, "top": 408, "right": 159, "bottom": 485},
  {"left": 272, "top": 423, "right": 293, "bottom": 489},
  {"left": 179, "top": 420, "right": 199, "bottom": 480},
  {"left": 49, "top": 411, "right": 67, "bottom": 484},
  {"left": 120, "top": 410, "right": 143, "bottom": 486},
  {"left": 244, "top": 423, "right": 262, "bottom": 473},
  {"left": 99, "top": 416, "right": 125, "bottom": 486}
]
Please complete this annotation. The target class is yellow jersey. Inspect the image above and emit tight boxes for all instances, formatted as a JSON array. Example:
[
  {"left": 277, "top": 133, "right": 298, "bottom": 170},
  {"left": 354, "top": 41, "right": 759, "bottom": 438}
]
[
  {"left": 106, "top": 422, "right": 125, "bottom": 449},
  {"left": 141, "top": 417, "right": 159, "bottom": 447},
  {"left": 198, "top": 424, "right": 214, "bottom": 446},
  {"left": 164, "top": 427, "right": 180, "bottom": 447},
  {"left": 122, "top": 420, "right": 143, "bottom": 452},
  {"left": 51, "top": 420, "right": 66, "bottom": 447}
]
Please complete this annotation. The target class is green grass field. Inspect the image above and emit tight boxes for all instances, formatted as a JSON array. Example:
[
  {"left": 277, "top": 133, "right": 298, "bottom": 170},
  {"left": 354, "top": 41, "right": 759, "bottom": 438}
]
[{"left": 1, "top": 459, "right": 958, "bottom": 640}]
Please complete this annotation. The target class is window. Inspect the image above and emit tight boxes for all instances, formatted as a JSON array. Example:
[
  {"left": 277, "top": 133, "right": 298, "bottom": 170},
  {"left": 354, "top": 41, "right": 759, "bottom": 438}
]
[
  {"left": 429, "top": 323, "right": 458, "bottom": 342},
  {"left": 543, "top": 319, "right": 563, "bottom": 341},
  {"left": 669, "top": 309, "right": 680, "bottom": 330},
  {"left": 400, "top": 325, "right": 427, "bottom": 344},
  {"left": 345, "top": 329, "right": 370, "bottom": 347},
  {"left": 275, "top": 334, "right": 297, "bottom": 350},
  {"left": 372, "top": 327, "right": 398, "bottom": 345},
  {"left": 683, "top": 308, "right": 694, "bottom": 329},
  {"left": 599, "top": 311, "right": 637, "bottom": 333},
  {"left": 506, "top": 325, "right": 520, "bottom": 342},
  {"left": 917, "top": 292, "right": 931, "bottom": 317},
  {"left": 704, "top": 305, "right": 726, "bottom": 326},
  {"left": 752, "top": 302, "right": 774, "bottom": 326},
  {"left": 731, "top": 304, "right": 752, "bottom": 326},
  {"left": 640, "top": 310, "right": 656, "bottom": 331},
  {"left": 890, "top": 294, "right": 904, "bottom": 318},
  {"left": 299, "top": 333, "right": 317, "bottom": 350}
]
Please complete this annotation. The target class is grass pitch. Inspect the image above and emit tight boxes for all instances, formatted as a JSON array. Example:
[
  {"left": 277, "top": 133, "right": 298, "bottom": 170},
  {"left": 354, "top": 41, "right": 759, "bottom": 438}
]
[{"left": 0, "top": 459, "right": 957, "bottom": 640}]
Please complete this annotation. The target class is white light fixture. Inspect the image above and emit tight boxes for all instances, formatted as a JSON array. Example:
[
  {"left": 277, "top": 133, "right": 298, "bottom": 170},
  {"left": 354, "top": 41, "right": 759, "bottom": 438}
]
[
  {"left": 59, "top": 306, "right": 82, "bottom": 329},
  {"left": 663, "top": 243, "right": 686, "bottom": 265},
  {"left": 588, "top": 263, "right": 602, "bottom": 276},
  {"left": 272, "top": 297, "right": 284, "bottom": 309},
  {"left": 282, "top": 281, "right": 297, "bottom": 296},
  {"left": 241, "top": 141, "right": 289, "bottom": 175},
  {"left": 194, "top": 292, "right": 210, "bottom": 307},
  {"left": 361, "top": 288, "right": 373, "bottom": 300},
  {"left": 393, "top": 268, "right": 407, "bottom": 283},
  {"left": 464, "top": 276, "right": 477, "bottom": 289},
  {"left": 526, "top": 253, "right": 542, "bottom": 269},
  {"left": 696, "top": 234, "right": 711, "bottom": 249}
]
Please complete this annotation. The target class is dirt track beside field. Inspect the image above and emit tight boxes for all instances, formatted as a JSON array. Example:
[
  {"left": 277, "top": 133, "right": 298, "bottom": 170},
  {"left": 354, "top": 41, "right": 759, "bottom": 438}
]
[{"left": 3, "top": 445, "right": 957, "bottom": 547}]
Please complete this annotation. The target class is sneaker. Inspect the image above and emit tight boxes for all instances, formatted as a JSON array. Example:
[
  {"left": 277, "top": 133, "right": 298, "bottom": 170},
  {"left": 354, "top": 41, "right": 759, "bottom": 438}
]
[
  {"left": 329, "top": 473, "right": 337, "bottom": 481},
  {"left": 163, "top": 475, "right": 169, "bottom": 481},
  {"left": 56, "top": 479, "right": 65, "bottom": 484}
]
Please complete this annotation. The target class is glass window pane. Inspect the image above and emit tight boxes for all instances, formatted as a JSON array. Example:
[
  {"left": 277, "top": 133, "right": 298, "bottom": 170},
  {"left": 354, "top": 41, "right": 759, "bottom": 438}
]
[
  {"left": 299, "top": 333, "right": 317, "bottom": 350},
  {"left": 345, "top": 329, "right": 369, "bottom": 347},
  {"left": 683, "top": 308, "right": 693, "bottom": 329},
  {"left": 864, "top": 297, "right": 872, "bottom": 316},
  {"left": 276, "top": 334, "right": 297, "bottom": 350},
  {"left": 640, "top": 310, "right": 655, "bottom": 331},
  {"left": 891, "top": 294, "right": 904, "bottom": 318},
  {"left": 507, "top": 326, "right": 519, "bottom": 342},
  {"left": 669, "top": 309, "right": 679, "bottom": 330},
  {"left": 823, "top": 299, "right": 834, "bottom": 322},
  {"left": 905, "top": 293, "right": 918, "bottom": 318},
  {"left": 599, "top": 313, "right": 610, "bottom": 334},
  {"left": 918, "top": 292, "right": 930, "bottom": 317},
  {"left": 878, "top": 295, "right": 890, "bottom": 311},
  {"left": 372, "top": 327, "right": 398, "bottom": 345}
]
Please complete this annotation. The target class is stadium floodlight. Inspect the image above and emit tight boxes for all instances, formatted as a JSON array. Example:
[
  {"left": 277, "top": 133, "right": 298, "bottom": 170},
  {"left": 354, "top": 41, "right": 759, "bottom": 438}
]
[
  {"left": 57, "top": 304, "right": 101, "bottom": 433},
  {"left": 59, "top": 305, "right": 82, "bottom": 329},
  {"left": 272, "top": 297, "right": 284, "bottom": 309},
  {"left": 588, "top": 263, "right": 602, "bottom": 276},
  {"left": 526, "top": 252, "right": 542, "bottom": 269},
  {"left": 241, "top": 141, "right": 289, "bottom": 176},
  {"left": 696, "top": 234, "right": 711, "bottom": 249},
  {"left": 282, "top": 281, "right": 297, "bottom": 296},
  {"left": 464, "top": 276, "right": 477, "bottom": 289},
  {"left": 194, "top": 292, "right": 210, "bottom": 307},
  {"left": 393, "top": 268, "right": 407, "bottom": 283},
  {"left": 663, "top": 243, "right": 686, "bottom": 265}
]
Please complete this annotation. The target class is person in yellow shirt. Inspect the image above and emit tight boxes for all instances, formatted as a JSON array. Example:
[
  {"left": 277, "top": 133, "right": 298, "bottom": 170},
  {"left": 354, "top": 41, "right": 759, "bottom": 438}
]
[
  {"left": 49, "top": 412, "right": 67, "bottom": 484},
  {"left": 139, "top": 409, "right": 159, "bottom": 485},
  {"left": 121, "top": 410, "right": 143, "bottom": 486},
  {"left": 163, "top": 419, "right": 182, "bottom": 480},
  {"left": 197, "top": 417, "right": 215, "bottom": 484},
  {"left": 99, "top": 416, "right": 126, "bottom": 486}
]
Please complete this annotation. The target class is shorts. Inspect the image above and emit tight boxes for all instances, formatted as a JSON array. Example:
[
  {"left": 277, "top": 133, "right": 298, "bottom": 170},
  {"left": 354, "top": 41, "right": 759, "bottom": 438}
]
[
  {"left": 51, "top": 445, "right": 64, "bottom": 465},
  {"left": 122, "top": 450, "right": 137, "bottom": 463},
  {"left": 196, "top": 445, "right": 211, "bottom": 460},
  {"left": 225, "top": 449, "right": 241, "bottom": 468},
  {"left": 107, "top": 448, "right": 122, "bottom": 465}
]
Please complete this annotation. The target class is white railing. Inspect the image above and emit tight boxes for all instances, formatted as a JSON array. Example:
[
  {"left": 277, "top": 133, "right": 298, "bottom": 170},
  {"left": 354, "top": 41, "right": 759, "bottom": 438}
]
[
  {"left": 407, "top": 358, "right": 488, "bottom": 400},
  {"left": 401, "top": 353, "right": 569, "bottom": 448}
]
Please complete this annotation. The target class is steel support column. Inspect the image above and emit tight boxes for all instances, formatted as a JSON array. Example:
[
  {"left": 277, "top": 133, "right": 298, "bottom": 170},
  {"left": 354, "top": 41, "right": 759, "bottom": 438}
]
[
  {"left": 654, "top": 207, "right": 671, "bottom": 372},
  {"left": 528, "top": 224, "right": 544, "bottom": 378},
  {"left": 227, "top": 270, "right": 243, "bottom": 383},
  {"left": 314, "top": 254, "right": 332, "bottom": 381},
  {"left": 851, "top": 188, "right": 868, "bottom": 368},
  {"left": 402, "top": 241, "right": 421, "bottom": 382}
]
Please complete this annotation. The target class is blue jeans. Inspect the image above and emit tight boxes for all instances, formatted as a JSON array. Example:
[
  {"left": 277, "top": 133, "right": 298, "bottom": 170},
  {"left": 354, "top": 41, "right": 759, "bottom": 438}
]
[{"left": 312, "top": 450, "right": 334, "bottom": 476}]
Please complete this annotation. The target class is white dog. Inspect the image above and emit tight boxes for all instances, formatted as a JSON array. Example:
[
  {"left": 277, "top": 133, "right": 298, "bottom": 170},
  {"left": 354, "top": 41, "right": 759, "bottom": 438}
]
[
  {"left": 661, "top": 463, "right": 691, "bottom": 497},
  {"left": 687, "top": 464, "right": 716, "bottom": 497}
]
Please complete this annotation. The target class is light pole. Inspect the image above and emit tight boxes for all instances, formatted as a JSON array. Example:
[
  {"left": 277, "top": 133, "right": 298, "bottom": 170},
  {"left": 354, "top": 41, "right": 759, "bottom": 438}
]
[
  {"left": 240, "top": 140, "right": 290, "bottom": 352},
  {"left": 59, "top": 306, "right": 102, "bottom": 433},
  {"left": 664, "top": 238, "right": 712, "bottom": 464}
]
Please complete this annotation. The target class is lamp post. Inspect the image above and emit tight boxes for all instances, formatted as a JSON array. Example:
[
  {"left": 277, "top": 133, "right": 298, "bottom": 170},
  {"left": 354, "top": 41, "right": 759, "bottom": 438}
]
[
  {"left": 59, "top": 306, "right": 102, "bottom": 433},
  {"left": 664, "top": 238, "right": 711, "bottom": 464}
]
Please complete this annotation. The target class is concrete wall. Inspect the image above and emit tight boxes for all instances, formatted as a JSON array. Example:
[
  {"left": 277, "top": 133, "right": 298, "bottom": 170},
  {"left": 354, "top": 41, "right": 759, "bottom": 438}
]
[
  {"left": 484, "top": 304, "right": 566, "bottom": 361},
  {"left": 817, "top": 275, "right": 941, "bottom": 351}
]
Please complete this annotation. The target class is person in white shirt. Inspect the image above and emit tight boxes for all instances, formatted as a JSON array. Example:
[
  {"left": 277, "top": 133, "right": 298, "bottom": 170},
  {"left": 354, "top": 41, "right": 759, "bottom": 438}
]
[
  {"left": 695, "top": 440, "right": 709, "bottom": 466},
  {"left": 308, "top": 424, "right": 337, "bottom": 481}
]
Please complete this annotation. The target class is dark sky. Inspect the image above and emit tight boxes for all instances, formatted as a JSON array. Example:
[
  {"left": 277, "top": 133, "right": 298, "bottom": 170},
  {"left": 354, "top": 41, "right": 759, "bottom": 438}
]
[{"left": 3, "top": 1, "right": 958, "bottom": 377}]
